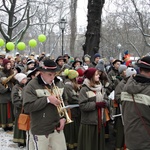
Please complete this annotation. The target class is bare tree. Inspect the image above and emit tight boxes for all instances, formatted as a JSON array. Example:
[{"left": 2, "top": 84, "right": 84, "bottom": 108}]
[
  {"left": 27, "top": 0, "right": 69, "bottom": 55},
  {"left": 0, "top": 0, "right": 38, "bottom": 52},
  {"left": 100, "top": 0, "right": 150, "bottom": 58},
  {"left": 83, "top": 0, "right": 105, "bottom": 60},
  {"left": 69, "top": 0, "right": 77, "bottom": 56}
]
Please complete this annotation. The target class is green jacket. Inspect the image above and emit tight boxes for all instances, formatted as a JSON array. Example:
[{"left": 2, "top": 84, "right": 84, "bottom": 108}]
[
  {"left": 23, "top": 75, "right": 67, "bottom": 135},
  {"left": 79, "top": 85, "right": 98, "bottom": 125},
  {"left": 121, "top": 75, "right": 150, "bottom": 150}
]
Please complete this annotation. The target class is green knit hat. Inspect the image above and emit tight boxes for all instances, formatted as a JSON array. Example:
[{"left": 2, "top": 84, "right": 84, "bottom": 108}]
[{"left": 64, "top": 69, "right": 79, "bottom": 79}]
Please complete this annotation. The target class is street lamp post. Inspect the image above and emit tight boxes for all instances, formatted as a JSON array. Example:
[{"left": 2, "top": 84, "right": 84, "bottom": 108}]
[
  {"left": 117, "top": 43, "right": 122, "bottom": 60},
  {"left": 59, "top": 18, "right": 67, "bottom": 56}
]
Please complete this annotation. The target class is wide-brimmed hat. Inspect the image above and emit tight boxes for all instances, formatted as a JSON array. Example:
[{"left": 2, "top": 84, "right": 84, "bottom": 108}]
[
  {"left": 63, "top": 53, "right": 70, "bottom": 59},
  {"left": 72, "top": 60, "right": 82, "bottom": 68},
  {"left": 38, "top": 58, "right": 59, "bottom": 72},
  {"left": 27, "top": 68, "right": 38, "bottom": 77},
  {"left": 112, "top": 59, "right": 122, "bottom": 65},
  {"left": 136, "top": 56, "right": 150, "bottom": 69},
  {"left": 55, "top": 56, "right": 66, "bottom": 64}
]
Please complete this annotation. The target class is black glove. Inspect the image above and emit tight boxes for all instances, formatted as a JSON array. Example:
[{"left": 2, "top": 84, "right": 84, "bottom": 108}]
[
  {"left": 7, "top": 87, "right": 11, "bottom": 92},
  {"left": 96, "top": 102, "right": 106, "bottom": 108}
]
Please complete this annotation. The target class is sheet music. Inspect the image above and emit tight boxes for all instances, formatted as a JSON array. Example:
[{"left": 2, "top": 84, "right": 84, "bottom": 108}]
[{"left": 62, "top": 104, "right": 79, "bottom": 109}]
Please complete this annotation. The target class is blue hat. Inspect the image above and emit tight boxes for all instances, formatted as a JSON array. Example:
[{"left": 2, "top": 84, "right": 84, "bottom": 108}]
[{"left": 94, "top": 53, "right": 101, "bottom": 59}]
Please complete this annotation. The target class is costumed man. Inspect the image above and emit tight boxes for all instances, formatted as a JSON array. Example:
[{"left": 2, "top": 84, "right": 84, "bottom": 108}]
[
  {"left": 106, "top": 59, "right": 122, "bottom": 96},
  {"left": 23, "top": 58, "right": 67, "bottom": 150},
  {"left": 121, "top": 56, "right": 150, "bottom": 150},
  {"left": 114, "top": 67, "right": 137, "bottom": 150}
]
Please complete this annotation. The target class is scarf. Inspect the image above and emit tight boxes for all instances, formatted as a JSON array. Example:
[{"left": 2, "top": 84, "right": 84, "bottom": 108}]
[{"left": 83, "top": 78, "right": 104, "bottom": 102}]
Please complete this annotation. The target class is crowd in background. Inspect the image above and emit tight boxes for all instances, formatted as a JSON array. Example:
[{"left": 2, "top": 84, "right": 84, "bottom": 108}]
[{"left": 0, "top": 50, "right": 149, "bottom": 150}]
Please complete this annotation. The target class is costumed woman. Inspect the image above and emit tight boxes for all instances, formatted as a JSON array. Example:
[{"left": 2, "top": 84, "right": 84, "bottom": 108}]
[
  {"left": 11, "top": 73, "right": 28, "bottom": 148},
  {"left": 78, "top": 68, "right": 108, "bottom": 150},
  {"left": 0, "top": 59, "right": 17, "bottom": 131},
  {"left": 63, "top": 69, "right": 81, "bottom": 150}
]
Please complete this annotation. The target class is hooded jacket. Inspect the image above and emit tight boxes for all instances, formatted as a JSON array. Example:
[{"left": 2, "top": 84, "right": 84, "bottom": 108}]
[{"left": 121, "top": 74, "right": 150, "bottom": 150}]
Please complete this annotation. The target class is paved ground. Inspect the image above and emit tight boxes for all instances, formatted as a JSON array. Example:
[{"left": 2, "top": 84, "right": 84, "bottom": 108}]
[{"left": 0, "top": 128, "right": 25, "bottom": 150}]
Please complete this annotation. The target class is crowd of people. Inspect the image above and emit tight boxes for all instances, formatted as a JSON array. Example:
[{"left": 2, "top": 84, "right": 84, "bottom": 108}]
[{"left": 0, "top": 51, "right": 149, "bottom": 150}]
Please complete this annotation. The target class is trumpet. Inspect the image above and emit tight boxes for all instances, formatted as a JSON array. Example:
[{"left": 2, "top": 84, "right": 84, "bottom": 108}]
[
  {"left": 1, "top": 73, "right": 16, "bottom": 88},
  {"left": 46, "top": 81, "right": 73, "bottom": 124},
  {"left": 53, "top": 81, "right": 73, "bottom": 124}
]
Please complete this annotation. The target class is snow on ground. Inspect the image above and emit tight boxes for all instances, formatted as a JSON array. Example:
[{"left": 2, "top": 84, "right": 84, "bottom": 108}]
[{"left": 0, "top": 128, "right": 26, "bottom": 150}]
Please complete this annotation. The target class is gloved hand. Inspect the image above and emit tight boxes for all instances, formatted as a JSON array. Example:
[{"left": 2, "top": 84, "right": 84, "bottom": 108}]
[
  {"left": 96, "top": 102, "right": 107, "bottom": 108},
  {"left": 7, "top": 87, "right": 11, "bottom": 92}
]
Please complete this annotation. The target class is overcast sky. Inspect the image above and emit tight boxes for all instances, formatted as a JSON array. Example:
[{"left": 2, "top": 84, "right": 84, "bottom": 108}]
[
  {"left": 77, "top": 0, "right": 88, "bottom": 29},
  {"left": 76, "top": 0, "right": 117, "bottom": 29}
]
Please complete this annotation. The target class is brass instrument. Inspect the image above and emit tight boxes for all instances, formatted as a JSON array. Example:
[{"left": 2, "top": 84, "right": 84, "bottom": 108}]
[
  {"left": 1, "top": 73, "right": 16, "bottom": 88},
  {"left": 56, "top": 64, "right": 70, "bottom": 76},
  {"left": 46, "top": 82, "right": 73, "bottom": 124}
]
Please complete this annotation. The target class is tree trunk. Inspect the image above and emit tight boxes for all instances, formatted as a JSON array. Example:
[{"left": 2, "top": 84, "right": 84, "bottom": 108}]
[
  {"left": 83, "top": 0, "right": 105, "bottom": 61},
  {"left": 69, "top": 0, "right": 77, "bottom": 56}
]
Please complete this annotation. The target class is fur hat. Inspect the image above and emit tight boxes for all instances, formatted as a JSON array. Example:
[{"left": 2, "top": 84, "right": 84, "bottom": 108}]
[
  {"left": 118, "top": 65, "right": 127, "bottom": 74},
  {"left": 64, "top": 69, "right": 79, "bottom": 79},
  {"left": 38, "top": 58, "right": 59, "bottom": 72},
  {"left": 84, "top": 68, "right": 97, "bottom": 80},
  {"left": 14, "top": 73, "right": 27, "bottom": 83},
  {"left": 126, "top": 67, "right": 137, "bottom": 78},
  {"left": 84, "top": 54, "right": 91, "bottom": 62},
  {"left": 84, "top": 57, "right": 90, "bottom": 62},
  {"left": 95, "top": 59, "right": 105, "bottom": 72},
  {"left": 136, "top": 56, "right": 150, "bottom": 69}
]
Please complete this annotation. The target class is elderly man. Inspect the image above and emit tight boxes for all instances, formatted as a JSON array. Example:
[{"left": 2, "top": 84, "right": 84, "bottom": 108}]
[{"left": 23, "top": 58, "right": 67, "bottom": 150}]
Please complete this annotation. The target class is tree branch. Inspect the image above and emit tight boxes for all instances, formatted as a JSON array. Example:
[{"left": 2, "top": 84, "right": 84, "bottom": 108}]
[
  {"left": 0, "top": 23, "right": 10, "bottom": 40},
  {"left": 3, "top": 0, "right": 9, "bottom": 12}
]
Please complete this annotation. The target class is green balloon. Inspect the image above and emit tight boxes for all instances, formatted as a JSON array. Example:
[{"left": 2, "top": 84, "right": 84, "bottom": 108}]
[
  {"left": 0, "top": 39, "right": 4, "bottom": 47},
  {"left": 38, "top": 34, "right": 46, "bottom": 42},
  {"left": 29, "top": 39, "right": 37, "bottom": 48},
  {"left": 17, "top": 42, "right": 26, "bottom": 50},
  {"left": 6, "top": 42, "right": 15, "bottom": 51}
]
